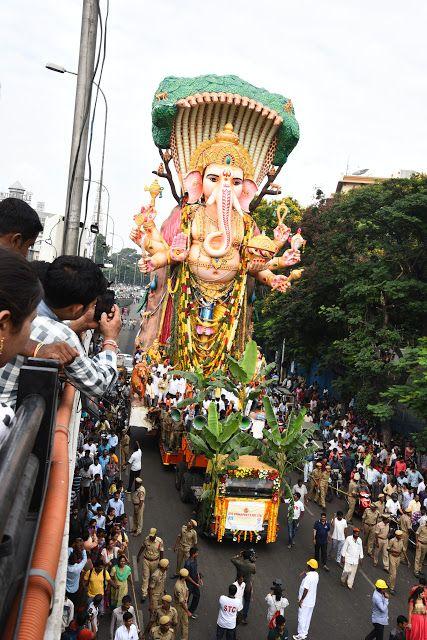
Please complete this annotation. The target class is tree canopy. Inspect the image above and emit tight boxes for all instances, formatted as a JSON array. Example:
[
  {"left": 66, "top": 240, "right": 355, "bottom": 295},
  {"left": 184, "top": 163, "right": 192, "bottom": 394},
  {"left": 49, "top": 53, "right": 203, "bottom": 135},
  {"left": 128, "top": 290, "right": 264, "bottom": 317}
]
[{"left": 253, "top": 175, "right": 427, "bottom": 417}]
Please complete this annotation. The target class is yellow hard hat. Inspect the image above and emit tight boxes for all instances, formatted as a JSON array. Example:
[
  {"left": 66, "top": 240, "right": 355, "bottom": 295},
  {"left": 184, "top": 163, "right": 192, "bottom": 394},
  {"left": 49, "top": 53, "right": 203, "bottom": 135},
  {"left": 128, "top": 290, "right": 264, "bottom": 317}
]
[
  {"left": 307, "top": 558, "right": 318, "bottom": 569},
  {"left": 159, "top": 615, "right": 171, "bottom": 625},
  {"left": 375, "top": 579, "right": 388, "bottom": 589},
  {"left": 149, "top": 527, "right": 157, "bottom": 536}
]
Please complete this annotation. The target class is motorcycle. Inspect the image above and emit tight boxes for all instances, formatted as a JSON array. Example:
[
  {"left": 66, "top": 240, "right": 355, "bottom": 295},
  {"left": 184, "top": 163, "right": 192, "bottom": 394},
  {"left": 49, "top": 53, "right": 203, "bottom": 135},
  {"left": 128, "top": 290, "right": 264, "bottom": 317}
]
[{"left": 354, "top": 489, "right": 371, "bottom": 518}]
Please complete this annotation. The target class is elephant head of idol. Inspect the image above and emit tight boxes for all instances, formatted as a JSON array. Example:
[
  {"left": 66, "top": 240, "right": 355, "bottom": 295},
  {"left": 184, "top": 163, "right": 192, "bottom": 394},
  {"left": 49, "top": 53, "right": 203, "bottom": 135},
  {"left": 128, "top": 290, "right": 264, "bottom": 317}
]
[{"left": 183, "top": 124, "right": 258, "bottom": 258}]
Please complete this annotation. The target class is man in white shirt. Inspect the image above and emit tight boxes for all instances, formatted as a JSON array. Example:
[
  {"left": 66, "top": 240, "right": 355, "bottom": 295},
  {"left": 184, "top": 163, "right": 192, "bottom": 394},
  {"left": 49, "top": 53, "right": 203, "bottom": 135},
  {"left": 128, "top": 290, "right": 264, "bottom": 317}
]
[
  {"left": 330, "top": 511, "right": 347, "bottom": 563},
  {"left": 168, "top": 375, "right": 180, "bottom": 397},
  {"left": 287, "top": 492, "right": 305, "bottom": 548},
  {"left": 83, "top": 439, "right": 97, "bottom": 459},
  {"left": 88, "top": 457, "right": 103, "bottom": 480},
  {"left": 232, "top": 576, "right": 245, "bottom": 611},
  {"left": 293, "top": 479, "right": 308, "bottom": 504},
  {"left": 216, "top": 584, "right": 242, "bottom": 638},
  {"left": 386, "top": 495, "right": 402, "bottom": 517},
  {"left": 114, "top": 611, "right": 138, "bottom": 640},
  {"left": 417, "top": 478, "right": 426, "bottom": 495},
  {"left": 340, "top": 528, "right": 364, "bottom": 589},
  {"left": 126, "top": 443, "right": 142, "bottom": 492},
  {"left": 293, "top": 559, "right": 319, "bottom": 640},
  {"left": 110, "top": 596, "right": 135, "bottom": 640}
]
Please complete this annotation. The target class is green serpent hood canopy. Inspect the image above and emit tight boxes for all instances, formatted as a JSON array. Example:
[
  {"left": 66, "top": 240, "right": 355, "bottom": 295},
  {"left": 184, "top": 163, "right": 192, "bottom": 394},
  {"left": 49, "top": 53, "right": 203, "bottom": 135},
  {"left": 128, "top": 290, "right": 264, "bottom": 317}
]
[{"left": 151, "top": 74, "right": 300, "bottom": 185}]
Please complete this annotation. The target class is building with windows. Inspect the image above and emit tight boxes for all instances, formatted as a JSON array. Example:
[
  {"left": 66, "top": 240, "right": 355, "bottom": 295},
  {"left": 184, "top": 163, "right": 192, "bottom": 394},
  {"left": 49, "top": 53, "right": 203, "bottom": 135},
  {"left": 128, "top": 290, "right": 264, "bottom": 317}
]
[{"left": 0, "top": 181, "right": 55, "bottom": 260}]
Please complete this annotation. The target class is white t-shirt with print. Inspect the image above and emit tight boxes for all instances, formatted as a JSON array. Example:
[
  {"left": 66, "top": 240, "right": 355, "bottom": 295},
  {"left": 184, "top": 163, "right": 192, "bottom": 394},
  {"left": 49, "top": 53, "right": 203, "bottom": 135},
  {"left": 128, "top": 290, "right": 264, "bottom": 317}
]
[{"left": 217, "top": 595, "right": 242, "bottom": 629}]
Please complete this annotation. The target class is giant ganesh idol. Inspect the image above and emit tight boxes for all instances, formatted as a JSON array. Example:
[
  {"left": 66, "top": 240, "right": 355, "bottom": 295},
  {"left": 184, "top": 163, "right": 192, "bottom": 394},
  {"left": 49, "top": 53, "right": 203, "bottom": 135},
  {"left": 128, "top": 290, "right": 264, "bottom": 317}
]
[{"left": 130, "top": 75, "right": 302, "bottom": 388}]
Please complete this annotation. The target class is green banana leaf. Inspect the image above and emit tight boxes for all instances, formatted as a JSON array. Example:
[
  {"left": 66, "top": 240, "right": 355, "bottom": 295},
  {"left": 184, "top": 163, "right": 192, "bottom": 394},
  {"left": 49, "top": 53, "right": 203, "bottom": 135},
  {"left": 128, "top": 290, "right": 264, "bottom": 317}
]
[{"left": 240, "top": 340, "right": 258, "bottom": 382}]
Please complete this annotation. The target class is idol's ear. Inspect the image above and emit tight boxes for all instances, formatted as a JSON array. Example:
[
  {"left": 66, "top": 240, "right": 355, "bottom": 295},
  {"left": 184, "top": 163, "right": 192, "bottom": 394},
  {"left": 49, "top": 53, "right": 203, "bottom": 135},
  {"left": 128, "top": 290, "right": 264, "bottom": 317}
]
[
  {"left": 238, "top": 179, "right": 258, "bottom": 212},
  {"left": 183, "top": 171, "right": 203, "bottom": 203}
]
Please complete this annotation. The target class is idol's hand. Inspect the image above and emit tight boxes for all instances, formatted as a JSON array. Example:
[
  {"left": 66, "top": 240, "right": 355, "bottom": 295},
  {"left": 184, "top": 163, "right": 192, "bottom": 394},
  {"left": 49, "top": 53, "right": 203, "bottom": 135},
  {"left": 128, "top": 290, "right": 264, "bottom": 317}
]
[
  {"left": 138, "top": 256, "right": 155, "bottom": 273},
  {"left": 130, "top": 227, "right": 143, "bottom": 247},
  {"left": 278, "top": 248, "right": 301, "bottom": 267},
  {"left": 270, "top": 274, "right": 291, "bottom": 293},
  {"left": 273, "top": 223, "right": 291, "bottom": 247},
  {"left": 170, "top": 232, "right": 189, "bottom": 262}
]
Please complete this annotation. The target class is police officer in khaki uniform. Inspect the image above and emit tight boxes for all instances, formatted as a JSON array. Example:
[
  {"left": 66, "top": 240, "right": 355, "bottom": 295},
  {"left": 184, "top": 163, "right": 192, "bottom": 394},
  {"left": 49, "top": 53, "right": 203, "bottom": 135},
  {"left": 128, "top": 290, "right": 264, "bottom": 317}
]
[
  {"left": 137, "top": 527, "right": 164, "bottom": 601},
  {"left": 174, "top": 520, "right": 197, "bottom": 576},
  {"left": 173, "top": 568, "right": 190, "bottom": 640},
  {"left": 120, "top": 429, "right": 130, "bottom": 470},
  {"left": 374, "top": 494, "right": 386, "bottom": 516},
  {"left": 398, "top": 508, "right": 412, "bottom": 566},
  {"left": 161, "top": 411, "right": 174, "bottom": 451},
  {"left": 414, "top": 522, "right": 427, "bottom": 577},
  {"left": 308, "top": 463, "right": 322, "bottom": 503},
  {"left": 155, "top": 595, "right": 178, "bottom": 630},
  {"left": 373, "top": 514, "right": 390, "bottom": 570},
  {"left": 346, "top": 474, "right": 359, "bottom": 523},
  {"left": 150, "top": 615, "right": 175, "bottom": 640},
  {"left": 149, "top": 558, "right": 170, "bottom": 614},
  {"left": 131, "top": 477, "right": 146, "bottom": 536},
  {"left": 362, "top": 503, "right": 379, "bottom": 556},
  {"left": 319, "top": 465, "right": 331, "bottom": 509},
  {"left": 387, "top": 530, "right": 404, "bottom": 594}
]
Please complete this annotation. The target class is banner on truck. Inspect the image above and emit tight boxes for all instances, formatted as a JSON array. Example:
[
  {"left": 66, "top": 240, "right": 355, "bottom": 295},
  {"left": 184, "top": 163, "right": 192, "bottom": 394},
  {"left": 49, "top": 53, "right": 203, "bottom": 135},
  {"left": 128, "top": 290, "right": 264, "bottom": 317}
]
[{"left": 225, "top": 500, "right": 266, "bottom": 531}]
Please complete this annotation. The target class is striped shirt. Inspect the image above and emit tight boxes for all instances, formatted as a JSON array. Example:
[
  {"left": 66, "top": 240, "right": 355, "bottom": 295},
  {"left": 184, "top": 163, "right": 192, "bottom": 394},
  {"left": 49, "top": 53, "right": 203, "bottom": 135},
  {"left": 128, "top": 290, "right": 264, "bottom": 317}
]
[{"left": 0, "top": 312, "right": 117, "bottom": 407}]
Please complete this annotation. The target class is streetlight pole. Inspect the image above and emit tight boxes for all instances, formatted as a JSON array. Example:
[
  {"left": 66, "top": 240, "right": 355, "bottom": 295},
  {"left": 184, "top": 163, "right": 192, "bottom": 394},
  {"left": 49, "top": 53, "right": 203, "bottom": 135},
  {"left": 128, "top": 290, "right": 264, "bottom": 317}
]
[{"left": 56, "top": 0, "right": 99, "bottom": 255}]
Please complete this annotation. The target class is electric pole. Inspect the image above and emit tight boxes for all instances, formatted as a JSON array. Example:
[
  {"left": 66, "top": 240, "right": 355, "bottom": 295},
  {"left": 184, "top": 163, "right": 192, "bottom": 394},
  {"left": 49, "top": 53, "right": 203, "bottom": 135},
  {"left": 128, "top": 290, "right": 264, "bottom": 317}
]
[{"left": 63, "top": 0, "right": 99, "bottom": 255}]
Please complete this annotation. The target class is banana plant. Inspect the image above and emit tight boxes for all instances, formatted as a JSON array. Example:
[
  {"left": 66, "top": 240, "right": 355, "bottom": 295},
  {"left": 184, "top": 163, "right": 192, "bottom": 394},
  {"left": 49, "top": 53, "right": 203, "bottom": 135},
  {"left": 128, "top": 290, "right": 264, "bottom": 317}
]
[
  {"left": 170, "top": 339, "right": 276, "bottom": 418},
  {"left": 171, "top": 340, "right": 270, "bottom": 527},
  {"left": 260, "top": 395, "right": 316, "bottom": 515}
]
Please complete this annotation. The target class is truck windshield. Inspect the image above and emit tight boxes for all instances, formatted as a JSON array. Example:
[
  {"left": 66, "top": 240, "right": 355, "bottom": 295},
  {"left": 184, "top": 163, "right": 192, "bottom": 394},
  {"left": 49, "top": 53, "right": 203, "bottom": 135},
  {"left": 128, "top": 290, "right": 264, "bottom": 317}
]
[{"left": 224, "top": 477, "right": 274, "bottom": 497}]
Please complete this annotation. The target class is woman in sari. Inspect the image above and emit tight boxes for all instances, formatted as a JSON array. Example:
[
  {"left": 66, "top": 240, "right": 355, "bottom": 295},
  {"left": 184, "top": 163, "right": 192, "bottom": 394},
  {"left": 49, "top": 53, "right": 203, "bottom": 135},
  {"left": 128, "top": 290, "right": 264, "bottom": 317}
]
[
  {"left": 407, "top": 579, "right": 427, "bottom": 640},
  {"left": 110, "top": 554, "right": 132, "bottom": 608}
]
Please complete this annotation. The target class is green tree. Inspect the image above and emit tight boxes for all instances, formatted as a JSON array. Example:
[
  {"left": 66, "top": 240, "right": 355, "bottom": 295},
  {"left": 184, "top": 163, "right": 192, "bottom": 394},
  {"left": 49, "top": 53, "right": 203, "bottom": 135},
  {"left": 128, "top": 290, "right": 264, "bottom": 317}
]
[
  {"left": 93, "top": 233, "right": 110, "bottom": 264},
  {"left": 253, "top": 175, "right": 427, "bottom": 418},
  {"left": 368, "top": 337, "right": 427, "bottom": 421}
]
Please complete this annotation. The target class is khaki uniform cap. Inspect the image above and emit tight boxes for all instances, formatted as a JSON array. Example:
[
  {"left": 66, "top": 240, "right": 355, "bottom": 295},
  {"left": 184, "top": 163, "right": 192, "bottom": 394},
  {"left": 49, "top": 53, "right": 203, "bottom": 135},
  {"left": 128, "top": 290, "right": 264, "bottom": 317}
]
[
  {"left": 159, "top": 559, "right": 170, "bottom": 568},
  {"left": 190, "top": 519, "right": 197, "bottom": 527},
  {"left": 159, "top": 615, "right": 171, "bottom": 625},
  {"left": 149, "top": 527, "right": 157, "bottom": 536},
  {"left": 395, "top": 530, "right": 403, "bottom": 536},
  {"left": 162, "top": 594, "right": 172, "bottom": 602},
  {"left": 179, "top": 568, "right": 189, "bottom": 578}
]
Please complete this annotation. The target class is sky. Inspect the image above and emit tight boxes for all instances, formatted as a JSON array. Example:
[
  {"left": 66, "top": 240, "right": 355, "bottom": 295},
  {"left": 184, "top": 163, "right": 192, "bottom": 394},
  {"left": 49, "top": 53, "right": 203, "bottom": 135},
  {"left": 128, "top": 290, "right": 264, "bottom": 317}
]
[{"left": 1, "top": 0, "right": 426, "bottom": 251}]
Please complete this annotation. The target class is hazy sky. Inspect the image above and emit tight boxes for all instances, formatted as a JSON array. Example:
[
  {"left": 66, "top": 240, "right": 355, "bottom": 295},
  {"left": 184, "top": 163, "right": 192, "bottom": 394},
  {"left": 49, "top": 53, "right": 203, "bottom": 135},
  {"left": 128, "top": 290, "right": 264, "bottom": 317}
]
[{"left": 1, "top": 0, "right": 426, "bottom": 250}]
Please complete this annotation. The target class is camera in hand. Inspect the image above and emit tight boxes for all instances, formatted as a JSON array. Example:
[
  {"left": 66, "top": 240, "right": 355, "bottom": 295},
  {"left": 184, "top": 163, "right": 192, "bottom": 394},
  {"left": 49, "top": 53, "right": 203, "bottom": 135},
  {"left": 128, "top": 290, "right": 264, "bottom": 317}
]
[{"left": 94, "top": 289, "right": 115, "bottom": 321}]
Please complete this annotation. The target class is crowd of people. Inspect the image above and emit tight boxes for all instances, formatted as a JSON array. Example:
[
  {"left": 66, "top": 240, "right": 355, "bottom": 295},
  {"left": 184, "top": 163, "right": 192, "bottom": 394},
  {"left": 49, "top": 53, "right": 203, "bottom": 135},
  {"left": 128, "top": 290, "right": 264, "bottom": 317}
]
[{"left": 0, "top": 197, "right": 426, "bottom": 640}]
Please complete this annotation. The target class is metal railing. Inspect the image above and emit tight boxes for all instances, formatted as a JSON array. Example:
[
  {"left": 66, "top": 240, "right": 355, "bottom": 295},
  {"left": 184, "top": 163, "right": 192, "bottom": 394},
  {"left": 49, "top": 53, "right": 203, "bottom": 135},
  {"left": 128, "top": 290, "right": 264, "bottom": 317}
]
[{"left": 0, "top": 359, "right": 59, "bottom": 631}]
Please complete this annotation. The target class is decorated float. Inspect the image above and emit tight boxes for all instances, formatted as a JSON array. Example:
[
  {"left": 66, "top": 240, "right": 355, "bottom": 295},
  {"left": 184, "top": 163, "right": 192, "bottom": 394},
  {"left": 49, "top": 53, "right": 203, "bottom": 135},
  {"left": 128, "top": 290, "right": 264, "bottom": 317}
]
[{"left": 128, "top": 75, "right": 308, "bottom": 542}]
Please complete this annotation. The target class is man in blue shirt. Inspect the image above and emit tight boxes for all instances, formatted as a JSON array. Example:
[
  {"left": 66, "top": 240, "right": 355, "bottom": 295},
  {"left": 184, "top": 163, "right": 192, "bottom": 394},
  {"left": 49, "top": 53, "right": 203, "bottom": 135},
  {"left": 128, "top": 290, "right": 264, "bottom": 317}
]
[
  {"left": 364, "top": 580, "right": 389, "bottom": 640},
  {"left": 313, "top": 513, "right": 330, "bottom": 571}
]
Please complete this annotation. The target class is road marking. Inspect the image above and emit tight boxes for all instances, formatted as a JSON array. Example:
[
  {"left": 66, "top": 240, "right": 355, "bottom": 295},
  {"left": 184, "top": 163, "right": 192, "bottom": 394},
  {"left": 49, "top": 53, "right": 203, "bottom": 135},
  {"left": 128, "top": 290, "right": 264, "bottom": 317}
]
[
  {"left": 132, "top": 554, "right": 139, "bottom": 582},
  {"left": 304, "top": 503, "right": 314, "bottom": 516},
  {"left": 359, "top": 566, "right": 375, "bottom": 588}
]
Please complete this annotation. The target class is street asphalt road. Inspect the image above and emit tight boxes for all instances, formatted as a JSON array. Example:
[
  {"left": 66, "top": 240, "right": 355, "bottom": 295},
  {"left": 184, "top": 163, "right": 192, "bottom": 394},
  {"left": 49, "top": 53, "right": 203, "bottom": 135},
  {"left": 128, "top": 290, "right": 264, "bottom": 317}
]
[{"left": 111, "top": 304, "right": 418, "bottom": 640}]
